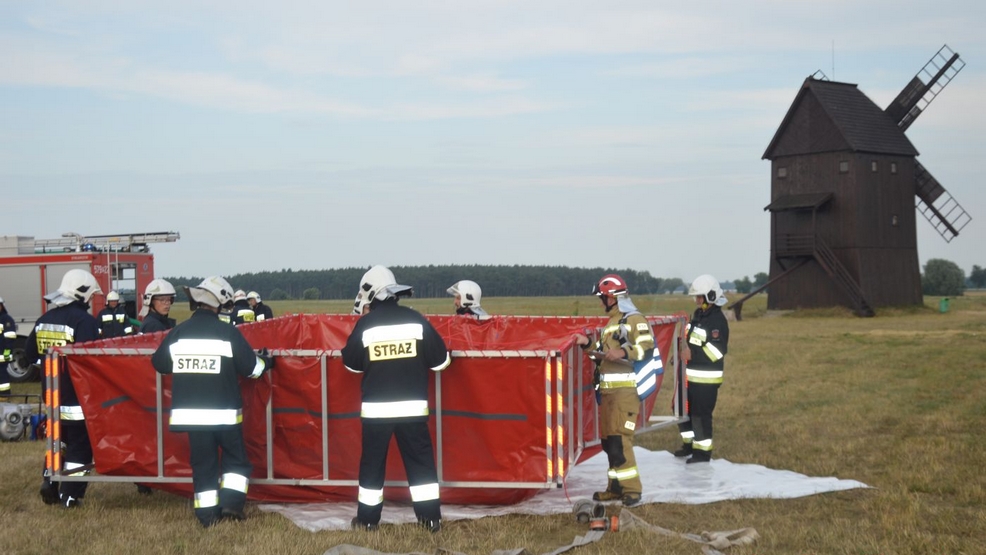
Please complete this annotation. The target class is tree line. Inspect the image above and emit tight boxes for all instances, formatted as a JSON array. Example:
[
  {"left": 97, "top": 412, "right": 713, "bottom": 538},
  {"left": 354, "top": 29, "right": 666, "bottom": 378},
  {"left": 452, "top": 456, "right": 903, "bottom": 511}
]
[{"left": 164, "top": 265, "right": 685, "bottom": 301}]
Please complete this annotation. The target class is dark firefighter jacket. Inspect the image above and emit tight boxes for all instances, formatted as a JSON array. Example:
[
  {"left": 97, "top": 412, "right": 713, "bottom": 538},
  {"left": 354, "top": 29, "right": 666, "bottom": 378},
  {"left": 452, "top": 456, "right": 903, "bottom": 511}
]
[
  {"left": 24, "top": 301, "right": 101, "bottom": 420},
  {"left": 151, "top": 309, "right": 268, "bottom": 431},
  {"left": 341, "top": 300, "right": 451, "bottom": 423},
  {"left": 685, "top": 304, "right": 729, "bottom": 385}
]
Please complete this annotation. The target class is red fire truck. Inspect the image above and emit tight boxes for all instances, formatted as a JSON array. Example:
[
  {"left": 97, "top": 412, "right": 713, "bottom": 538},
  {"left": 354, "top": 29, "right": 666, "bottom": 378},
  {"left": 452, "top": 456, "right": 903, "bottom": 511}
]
[{"left": 0, "top": 231, "right": 179, "bottom": 381}]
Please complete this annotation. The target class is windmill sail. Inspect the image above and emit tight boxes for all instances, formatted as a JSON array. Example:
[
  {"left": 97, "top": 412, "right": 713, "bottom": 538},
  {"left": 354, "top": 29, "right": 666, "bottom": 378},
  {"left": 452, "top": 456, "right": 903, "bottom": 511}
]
[
  {"left": 885, "top": 45, "right": 965, "bottom": 131},
  {"left": 914, "top": 161, "right": 972, "bottom": 243}
]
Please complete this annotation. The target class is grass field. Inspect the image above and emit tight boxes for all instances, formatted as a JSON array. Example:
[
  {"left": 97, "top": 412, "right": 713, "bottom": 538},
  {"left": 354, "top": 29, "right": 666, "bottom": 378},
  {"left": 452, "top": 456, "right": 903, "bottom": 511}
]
[{"left": 1, "top": 293, "right": 984, "bottom": 555}]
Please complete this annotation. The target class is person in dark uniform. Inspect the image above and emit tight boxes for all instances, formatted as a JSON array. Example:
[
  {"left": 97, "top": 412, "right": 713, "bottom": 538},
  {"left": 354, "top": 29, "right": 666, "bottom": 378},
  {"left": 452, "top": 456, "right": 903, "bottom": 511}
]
[
  {"left": 139, "top": 279, "right": 177, "bottom": 334},
  {"left": 446, "top": 280, "right": 489, "bottom": 318},
  {"left": 24, "top": 269, "right": 103, "bottom": 508},
  {"left": 0, "top": 296, "right": 17, "bottom": 397},
  {"left": 246, "top": 291, "right": 273, "bottom": 321},
  {"left": 97, "top": 291, "right": 135, "bottom": 338},
  {"left": 343, "top": 265, "right": 451, "bottom": 533},
  {"left": 230, "top": 290, "right": 256, "bottom": 325},
  {"left": 573, "top": 274, "right": 654, "bottom": 507},
  {"left": 673, "top": 274, "right": 730, "bottom": 464},
  {"left": 151, "top": 276, "right": 273, "bottom": 527}
]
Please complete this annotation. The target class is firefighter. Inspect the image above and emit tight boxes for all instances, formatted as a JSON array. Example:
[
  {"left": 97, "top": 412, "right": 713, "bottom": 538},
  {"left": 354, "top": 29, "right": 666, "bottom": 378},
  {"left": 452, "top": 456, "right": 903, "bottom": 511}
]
[
  {"left": 246, "top": 291, "right": 273, "bottom": 321},
  {"left": 674, "top": 275, "right": 730, "bottom": 464},
  {"left": 151, "top": 276, "right": 274, "bottom": 527},
  {"left": 139, "top": 279, "right": 177, "bottom": 334},
  {"left": 342, "top": 266, "right": 451, "bottom": 533},
  {"left": 97, "top": 291, "right": 135, "bottom": 338},
  {"left": 230, "top": 290, "right": 256, "bottom": 325},
  {"left": 572, "top": 274, "right": 654, "bottom": 507},
  {"left": 0, "top": 296, "right": 17, "bottom": 397},
  {"left": 446, "top": 280, "right": 489, "bottom": 318},
  {"left": 24, "top": 269, "right": 102, "bottom": 508}
]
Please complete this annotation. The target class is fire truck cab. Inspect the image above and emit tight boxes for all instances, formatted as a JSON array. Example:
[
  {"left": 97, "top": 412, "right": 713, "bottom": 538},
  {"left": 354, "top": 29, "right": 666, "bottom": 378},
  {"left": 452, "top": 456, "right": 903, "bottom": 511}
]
[{"left": 0, "top": 231, "right": 179, "bottom": 381}]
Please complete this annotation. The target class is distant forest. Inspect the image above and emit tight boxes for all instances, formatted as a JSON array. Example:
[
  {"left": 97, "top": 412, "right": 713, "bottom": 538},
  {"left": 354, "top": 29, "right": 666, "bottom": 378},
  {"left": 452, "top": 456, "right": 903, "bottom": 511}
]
[{"left": 164, "top": 265, "right": 687, "bottom": 301}]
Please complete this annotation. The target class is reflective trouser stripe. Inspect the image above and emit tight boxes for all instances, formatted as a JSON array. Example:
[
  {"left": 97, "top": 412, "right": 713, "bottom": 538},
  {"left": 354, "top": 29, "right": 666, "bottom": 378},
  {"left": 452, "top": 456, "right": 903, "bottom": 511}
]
[
  {"left": 60, "top": 405, "right": 85, "bottom": 421},
  {"left": 693, "top": 438, "right": 713, "bottom": 452},
  {"left": 170, "top": 408, "right": 243, "bottom": 426},
  {"left": 221, "top": 473, "right": 249, "bottom": 494},
  {"left": 685, "top": 368, "right": 723, "bottom": 384},
  {"left": 608, "top": 466, "right": 639, "bottom": 481},
  {"left": 680, "top": 430, "right": 694, "bottom": 444},
  {"left": 64, "top": 462, "right": 90, "bottom": 476},
  {"left": 194, "top": 490, "right": 219, "bottom": 509},
  {"left": 2, "top": 331, "right": 15, "bottom": 339},
  {"left": 0, "top": 383, "right": 10, "bottom": 392},
  {"left": 360, "top": 400, "right": 429, "bottom": 419},
  {"left": 409, "top": 483, "right": 440, "bottom": 502},
  {"left": 358, "top": 486, "right": 384, "bottom": 506}
]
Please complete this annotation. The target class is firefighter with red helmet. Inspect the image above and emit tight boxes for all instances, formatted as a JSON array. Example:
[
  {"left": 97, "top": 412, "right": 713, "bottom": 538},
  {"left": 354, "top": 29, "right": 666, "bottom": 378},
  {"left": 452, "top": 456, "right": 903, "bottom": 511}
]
[
  {"left": 674, "top": 274, "right": 730, "bottom": 463},
  {"left": 343, "top": 266, "right": 451, "bottom": 533},
  {"left": 151, "top": 276, "right": 274, "bottom": 527},
  {"left": 573, "top": 274, "right": 654, "bottom": 506},
  {"left": 24, "top": 269, "right": 103, "bottom": 508}
]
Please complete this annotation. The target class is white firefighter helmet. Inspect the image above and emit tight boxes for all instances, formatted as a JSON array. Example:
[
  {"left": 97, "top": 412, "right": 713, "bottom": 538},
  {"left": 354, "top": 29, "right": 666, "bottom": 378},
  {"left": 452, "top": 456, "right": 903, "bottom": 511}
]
[
  {"left": 106, "top": 291, "right": 121, "bottom": 303},
  {"left": 233, "top": 289, "right": 247, "bottom": 303},
  {"left": 448, "top": 280, "right": 485, "bottom": 306},
  {"left": 0, "top": 296, "right": 4, "bottom": 304},
  {"left": 44, "top": 269, "right": 103, "bottom": 307},
  {"left": 247, "top": 291, "right": 261, "bottom": 302},
  {"left": 689, "top": 274, "right": 728, "bottom": 306},
  {"left": 352, "top": 265, "right": 412, "bottom": 315},
  {"left": 140, "top": 278, "right": 176, "bottom": 317},
  {"left": 184, "top": 276, "right": 235, "bottom": 310}
]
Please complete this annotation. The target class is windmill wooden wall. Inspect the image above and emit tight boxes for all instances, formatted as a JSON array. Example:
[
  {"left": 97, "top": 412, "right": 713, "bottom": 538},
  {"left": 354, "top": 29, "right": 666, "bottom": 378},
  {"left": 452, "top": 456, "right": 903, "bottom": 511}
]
[{"left": 764, "top": 78, "right": 923, "bottom": 311}]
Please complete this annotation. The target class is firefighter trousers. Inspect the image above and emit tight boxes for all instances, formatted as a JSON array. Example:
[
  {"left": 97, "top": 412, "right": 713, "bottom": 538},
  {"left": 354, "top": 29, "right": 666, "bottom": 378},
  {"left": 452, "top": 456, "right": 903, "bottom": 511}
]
[
  {"left": 187, "top": 427, "right": 252, "bottom": 526},
  {"left": 357, "top": 419, "right": 441, "bottom": 525},
  {"left": 678, "top": 382, "right": 719, "bottom": 459},
  {"left": 599, "top": 388, "right": 641, "bottom": 494},
  {"left": 41, "top": 420, "right": 93, "bottom": 501}
]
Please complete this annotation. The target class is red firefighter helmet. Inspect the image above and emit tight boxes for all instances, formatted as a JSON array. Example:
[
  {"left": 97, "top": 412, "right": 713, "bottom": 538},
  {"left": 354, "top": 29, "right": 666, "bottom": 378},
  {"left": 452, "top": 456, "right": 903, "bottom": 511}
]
[{"left": 592, "top": 274, "right": 628, "bottom": 298}]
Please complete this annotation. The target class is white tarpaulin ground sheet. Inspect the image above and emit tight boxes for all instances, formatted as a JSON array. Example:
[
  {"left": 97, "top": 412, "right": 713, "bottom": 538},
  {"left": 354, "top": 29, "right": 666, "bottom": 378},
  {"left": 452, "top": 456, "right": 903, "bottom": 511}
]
[{"left": 259, "top": 447, "right": 869, "bottom": 532}]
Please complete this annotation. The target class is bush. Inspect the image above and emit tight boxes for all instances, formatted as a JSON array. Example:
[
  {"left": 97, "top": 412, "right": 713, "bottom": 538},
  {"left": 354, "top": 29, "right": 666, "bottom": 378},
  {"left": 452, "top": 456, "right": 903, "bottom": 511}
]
[
  {"left": 302, "top": 287, "right": 321, "bottom": 300},
  {"left": 269, "top": 288, "right": 290, "bottom": 301},
  {"left": 922, "top": 259, "right": 966, "bottom": 296},
  {"left": 970, "top": 265, "right": 986, "bottom": 289}
]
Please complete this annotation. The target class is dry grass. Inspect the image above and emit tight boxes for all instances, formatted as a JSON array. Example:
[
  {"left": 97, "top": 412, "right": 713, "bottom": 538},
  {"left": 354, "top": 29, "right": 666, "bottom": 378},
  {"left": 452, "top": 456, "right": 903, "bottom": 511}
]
[{"left": 2, "top": 292, "right": 984, "bottom": 555}]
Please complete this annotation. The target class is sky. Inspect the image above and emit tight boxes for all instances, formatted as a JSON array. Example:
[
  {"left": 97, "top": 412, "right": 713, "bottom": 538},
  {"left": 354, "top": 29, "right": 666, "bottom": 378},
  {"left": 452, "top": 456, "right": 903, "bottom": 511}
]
[{"left": 2, "top": 1, "right": 984, "bottom": 287}]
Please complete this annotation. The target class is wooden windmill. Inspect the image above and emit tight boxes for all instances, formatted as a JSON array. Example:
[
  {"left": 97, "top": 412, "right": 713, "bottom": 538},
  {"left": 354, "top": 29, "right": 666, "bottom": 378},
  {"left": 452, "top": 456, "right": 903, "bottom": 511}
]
[{"left": 752, "top": 45, "right": 972, "bottom": 316}]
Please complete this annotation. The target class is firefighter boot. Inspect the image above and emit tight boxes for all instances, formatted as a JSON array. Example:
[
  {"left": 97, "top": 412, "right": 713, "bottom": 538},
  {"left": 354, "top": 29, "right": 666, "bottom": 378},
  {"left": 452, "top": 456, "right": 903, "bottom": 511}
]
[
  {"left": 221, "top": 507, "right": 246, "bottom": 522},
  {"left": 40, "top": 479, "right": 59, "bottom": 505},
  {"left": 592, "top": 479, "right": 623, "bottom": 502},
  {"left": 351, "top": 517, "right": 379, "bottom": 531},
  {"left": 686, "top": 451, "right": 711, "bottom": 464},
  {"left": 621, "top": 492, "right": 642, "bottom": 507},
  {"left": 418, "top": 517, "right": 442, "bottom": 533},
  {"left": 673, "top": 444, "right": 693, "bottom": 458}
]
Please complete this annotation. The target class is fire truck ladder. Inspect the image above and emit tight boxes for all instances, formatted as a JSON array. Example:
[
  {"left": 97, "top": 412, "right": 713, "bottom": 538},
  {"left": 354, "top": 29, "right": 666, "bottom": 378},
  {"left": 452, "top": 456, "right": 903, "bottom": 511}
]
[{"left": 33, "top": 231, "right": 180, "bottom": 253}]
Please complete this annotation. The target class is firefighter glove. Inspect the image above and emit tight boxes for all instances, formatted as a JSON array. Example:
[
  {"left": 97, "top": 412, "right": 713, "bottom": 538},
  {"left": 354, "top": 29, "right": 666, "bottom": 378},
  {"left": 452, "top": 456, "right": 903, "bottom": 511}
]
[{"left": 257, "top": 347, "right": 275, "bottom": 372}]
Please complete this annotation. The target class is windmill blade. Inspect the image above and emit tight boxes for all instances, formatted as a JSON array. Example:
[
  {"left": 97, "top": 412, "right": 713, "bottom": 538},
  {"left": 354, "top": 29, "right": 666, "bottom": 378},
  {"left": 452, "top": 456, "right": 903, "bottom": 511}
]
[
  {"left": 914, "top": 161, "right": 972, "bottom": 243},
  {"left": 885, "top": 45, "right": 965, "bottom": 132}
]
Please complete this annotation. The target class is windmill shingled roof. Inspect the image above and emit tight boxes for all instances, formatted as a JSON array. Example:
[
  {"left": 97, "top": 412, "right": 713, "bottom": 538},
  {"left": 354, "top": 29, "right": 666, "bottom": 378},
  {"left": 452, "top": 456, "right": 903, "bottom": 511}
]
[{"left": 763, "top": 78, "right": 919, "bottom": 159}]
